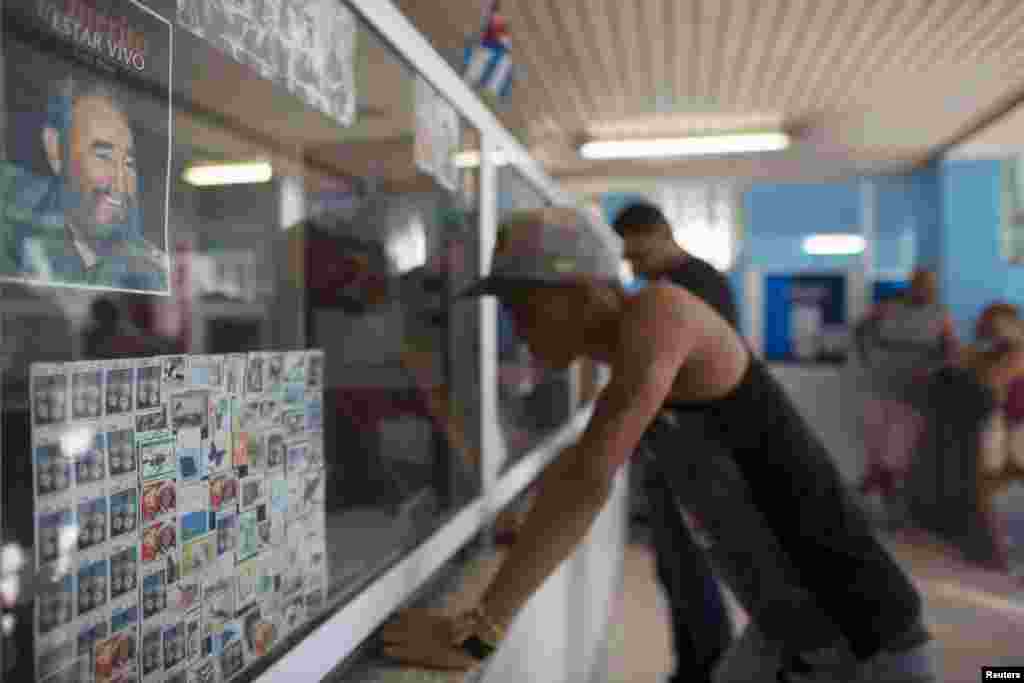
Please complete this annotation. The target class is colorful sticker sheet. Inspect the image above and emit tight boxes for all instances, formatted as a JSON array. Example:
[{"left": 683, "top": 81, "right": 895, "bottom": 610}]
[{"left": 31, "top": 350, "right": 328, "bottom": 683}]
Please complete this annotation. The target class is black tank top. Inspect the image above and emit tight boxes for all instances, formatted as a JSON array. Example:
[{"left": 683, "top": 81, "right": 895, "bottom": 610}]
[{"left": 664, "top": 357, "right": 791, "bottom": 451}]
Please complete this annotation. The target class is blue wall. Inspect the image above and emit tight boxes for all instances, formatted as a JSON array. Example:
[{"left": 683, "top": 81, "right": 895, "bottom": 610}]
[{"left": 940, "top": 159, "right": 1024, "bottom": 341}]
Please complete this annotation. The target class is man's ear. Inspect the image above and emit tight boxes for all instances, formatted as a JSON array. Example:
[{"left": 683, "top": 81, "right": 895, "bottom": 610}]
[{"left": 43, "top": 127, "right": 62, "bottom": 174}]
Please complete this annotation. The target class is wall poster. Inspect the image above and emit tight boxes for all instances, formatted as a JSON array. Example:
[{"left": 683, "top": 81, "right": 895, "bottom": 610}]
[
  {"left": 1, "top": 0, "right": 173, "bottom": 294},
  {"left": 176, "top": 0, "right": 357, "bottom": 128},
  {"left": 30, "top": 350, "right": 328, "bottom": 682}
]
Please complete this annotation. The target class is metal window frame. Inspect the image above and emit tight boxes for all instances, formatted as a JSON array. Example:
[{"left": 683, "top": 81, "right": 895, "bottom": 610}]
[{"left": 256, "top": 1, "right": 615, "bottom": 680}]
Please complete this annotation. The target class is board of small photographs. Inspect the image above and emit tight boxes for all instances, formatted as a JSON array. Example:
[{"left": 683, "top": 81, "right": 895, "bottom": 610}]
[{"left": 30, "top": 350, "right": 328, "bottom": 683}]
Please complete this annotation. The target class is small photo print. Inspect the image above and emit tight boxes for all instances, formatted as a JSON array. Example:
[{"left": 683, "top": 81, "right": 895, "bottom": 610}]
[
  {"left": 137, "top": 364, "right": 162, "bottom": 410},
  {"left": 40, "top": 659, "right": 84, "bottom": 683},
  {"left": 163, "top": 620, "right": 187, "bottom": 671},
  {"left": 37, "top": 629, "right": 76, "bottom": 681},
  {"left": 171, "top": 391, "right": 209, "bottom": 431},
  {"left": 236, "top": 560, "right": 259, "bottom": 612},
  {"left": 36, "top": 570, "right": 74, "bottom": 635},
  {"left": 203, "top": 570, "right": 236, "bottom": 630},
  {"left": 209, "top": 475, "right": 238, "bottom": 513},
  {"left": 95, "top": 630, "right": 137, "bottom": 683},
  {"left": 305, "top": 399, "right": 323, "bottom": 433},
  {"left": 246, "top": 610, "right": 278, "bottom": 659},
  {"left": 77, "top": 495, "right": 109, "bottom": 551},
  {"left": 73, "top": 431, "right": 107, "bottom": 486},
  {"left": 169, "top": 574, "right": 200, "bottom": 615},
  {"left": 307, "top": 352, "right": 324, "bottom": 391},
  {"left": 282, "top": 593, "right": 306, "bottom": 634},
  {"left": 177, "top": 428, "right": 206, "bottom": 483},
  {"left": 76, "top": 554, "right": 109, "bottom": 617},
  {"left": 107, "top": 427, "right": 137, "bottom": 478},
  {"left": 187, "top": 657, "right": 217, "bottom": 683},
  {"left": 142, "top": 569, "right": 168, "bottom": 620},
  {"left": 105, "top": 367, "right": 134, "bottom": 416},
  {"left": 240, "top": 477, "right": 265, "bottom": 510},
  {"left": 142, "top": 519, "right": 177, "bottom": 564},
  {"left": 225, "top": 354, "right": 246, "bottom": 395},
  {"left": 35, "top": 440, "right": 71, "bottom": 498},
  {"left": 72, "top": 367, "right": 104, "bottom": 420},
  {"left": 185, "top": 610, "right": 203, "bottom": 664},
  {"left": 245, "top": 355, "right": 264, "bottom": 395},
  {"left": 140, "top": 438, "right": 176, "bottom": 481},
  {"left": 237, "top": 506, "right": 265, "bottom": 562},
  {"left": 33, "top": 371, "right": 68, "bottom": 426},
  {"left": 111, "top": 600, "right": 140, "bottom": 633},
  {"left": 164, "top": 550, "right": 181, "bottom": 586},
  {"left": 260, "top": 398, "right": 280, "bottom": 425},
  {"left": 286, "top": 477, "right": 306, "bottom": 523},
  {"left": 303, "top": 470, "right": 325, "bottom": 511},
  {"left": 78, "top": 614, "right": 110, "bottom": 658},
  {"left": 180, "top": 509, "right": 210, "bottom": 545},
  {"left": 142, "top": 479, "right": 177, "bottom": 523},
  {"left": 282, "top": 409, "right": 304, "bottom": 437},
  {"left": 37, "top": 505, "right": 74, "bottom": 566},
  {"left": 305, "top": 586, "right": 325, "bottom": 616},
  {"left": 142, "top": 625, "right": 162, "bottom": 677},
  {"left": 269, "top": 476, "right": 289, "bottom": 517},
  {"left": 240, "top": 400, "right": 262, "bottom": 429},
  {"left": 181, "top": 534, "right": 215, "bottom": 579},
  {"left": 137, "top": 406, "right": 169, "bottom": 434},
  {"left": 307, "top": 440, "right": 324, "bottom": 470},
  {"left": 265, "top": 353, "right": 285, "bottom": 393},
  {"left": 266, "top": 432, "right": 286, "bottom": 470},
  {"left": 286, "top": 442, "right": 308, "bottom": 474},
  {"left": 110, "top": 544, "right": 139, "bottom": 600},
  {"left": 284, "top": 351, "right": 306, "bottom": 387},
  {"left": 280, "top": 538, "right": 304, "bottom": 598},
  {"left": 190, "top": 355, "right": 223, "bottom": 389},
  {"left": 163, "top": 356, "right": 188, "bottom": 389},
  {"left": 110, "top": 487, "right": 139, "bottom": 540},
  {"left": 246, "top": 433, "right": 266, "bottom": 471},
  {"left": 215, "top": 511, "right": 238, "bottom": 558},
  {"left": 220, "top": 634, "right": 245, "bottom": 680}
]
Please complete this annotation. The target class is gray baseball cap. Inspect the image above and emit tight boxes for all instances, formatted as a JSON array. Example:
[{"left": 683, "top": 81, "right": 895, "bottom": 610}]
[{"left": 460, "top": 207, "right": 621, "bottom": 298}]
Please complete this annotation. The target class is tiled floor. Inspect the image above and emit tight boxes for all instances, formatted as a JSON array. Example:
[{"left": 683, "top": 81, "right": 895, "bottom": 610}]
[{"left": 607, "top": 528, "right": 1024, "bottom": 683}]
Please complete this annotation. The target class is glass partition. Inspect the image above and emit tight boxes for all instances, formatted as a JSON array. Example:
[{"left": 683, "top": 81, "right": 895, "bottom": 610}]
[
  {"left": 0, "top": 2, "right": 483, "bottom": 681},
  {"left": 495, "top": 167, "right": 572, "bottom": 475}
]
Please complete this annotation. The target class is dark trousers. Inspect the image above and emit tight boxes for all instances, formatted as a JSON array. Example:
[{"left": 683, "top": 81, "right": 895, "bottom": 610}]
[
  {"left": 645, "top": 466, "right": 733, "bottom": 682},
  {"left": 641, "top": 410, "right": 850, "bottom": 676},
  {"left": 645, "top": 364, "right": 924, "bottom": 661}
]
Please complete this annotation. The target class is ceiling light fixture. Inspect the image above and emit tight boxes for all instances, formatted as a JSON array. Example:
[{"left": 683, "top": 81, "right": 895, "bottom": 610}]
[
  {"left": 183, "top": 161, "right": 274, "bottom": 187},
  {"left": 802, "top": 233, "right": 866, "bottom": 256},
  {"left": 579, "top": 132, "right": 790, "bottom": 161}
]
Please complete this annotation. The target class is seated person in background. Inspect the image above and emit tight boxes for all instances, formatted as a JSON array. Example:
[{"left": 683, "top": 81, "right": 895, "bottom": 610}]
[
  {"left": 965, "top": 304, "right": 1024, "bottom": 480},
  {"left": 853, "top": 268, "right": 959, "bottom": 524}
]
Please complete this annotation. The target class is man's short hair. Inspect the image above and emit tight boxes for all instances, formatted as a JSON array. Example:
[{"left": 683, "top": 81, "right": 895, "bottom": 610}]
[
  {"left": 46, "top": 74, "right": 128, "bottom": 142},
  {"left": 612, "top": 201, "right": 670, "bottom": 238}
]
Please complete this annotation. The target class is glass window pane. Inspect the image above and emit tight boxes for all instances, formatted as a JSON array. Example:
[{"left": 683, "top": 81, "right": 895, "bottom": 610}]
[
  {"left": 0, "top": 4, "right": 482, "bottom": 681},
  {"left": 495, "top": 167, "right": 572, "bottom": 474}
]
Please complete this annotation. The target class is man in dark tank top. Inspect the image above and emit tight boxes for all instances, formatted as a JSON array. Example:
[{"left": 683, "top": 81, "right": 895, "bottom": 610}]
[{"left": 613, "top": 201, "right": 739, "bottom": 682}]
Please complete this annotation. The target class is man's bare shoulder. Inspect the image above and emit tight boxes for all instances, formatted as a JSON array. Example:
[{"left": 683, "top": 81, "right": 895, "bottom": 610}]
[{"left": 622, "top": 281, "right": 714, "bottom": 326}]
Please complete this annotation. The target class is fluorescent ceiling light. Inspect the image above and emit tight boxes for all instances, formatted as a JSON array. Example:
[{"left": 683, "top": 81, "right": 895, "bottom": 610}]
[
  {"left": 579, "top": 132, "right": 790, "bottom": 160},
  {"left": 184, "top": 161, "right": 274, "bottom": 187},
  {"left": 453, "top": 149, "right": 509, "bottom": 169},
  {"left": 802, "top": 233, "right": 866, "bottom": 256}
]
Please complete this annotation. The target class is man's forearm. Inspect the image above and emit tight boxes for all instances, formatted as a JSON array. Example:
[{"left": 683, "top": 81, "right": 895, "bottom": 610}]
[{"left": 478, "top": 447, "right": 613, "bottom": 632}]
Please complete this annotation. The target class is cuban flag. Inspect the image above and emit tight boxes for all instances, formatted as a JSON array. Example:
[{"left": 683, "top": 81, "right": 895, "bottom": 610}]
[{"left": 463, "top": 1, "right": 514, "bottom": 98}]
